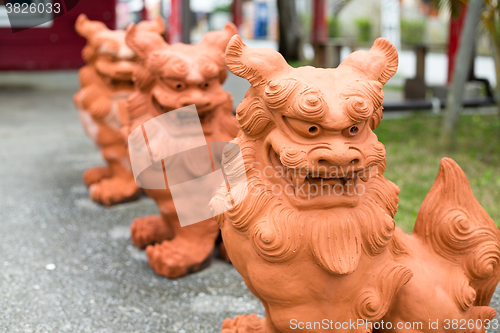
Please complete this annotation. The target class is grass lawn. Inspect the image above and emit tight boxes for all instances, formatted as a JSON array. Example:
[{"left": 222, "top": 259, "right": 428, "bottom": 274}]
[{"left": 375, "top": 112, "right": 500, "bottom": 233}]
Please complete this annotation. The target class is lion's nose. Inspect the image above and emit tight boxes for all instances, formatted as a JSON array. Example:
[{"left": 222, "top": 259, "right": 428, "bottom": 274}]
[
  {"left": 309, "top": 148, "right": 362, "bottom": 169},
  {"left": 179, "top": 93, "right": 210, "bottom": 108},
  {"left": 180, "top": 100, "right": 211, "bottom": 108}
]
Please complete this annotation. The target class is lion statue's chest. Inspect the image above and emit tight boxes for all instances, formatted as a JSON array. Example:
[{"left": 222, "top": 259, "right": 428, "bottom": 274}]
[
  {"left": 77, "top": 84, "right": 132, "bottom": 145},
  {"left": 221, "top": 223, "right": 366, "bottom": 322},
  {"left": 142, "top": 129, "right": 236, "bottom": 210}
]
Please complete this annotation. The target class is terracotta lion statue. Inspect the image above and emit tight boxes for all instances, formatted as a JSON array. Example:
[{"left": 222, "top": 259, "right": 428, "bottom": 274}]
[
  {"left": 123, "top": 23, "right": 239, "bottom": 278},
  {"left": 74, "top": 14, "right": 164, "bottom": 205},
  {"left": 210, "top": 35, "right": 500, "bottom": 332}
]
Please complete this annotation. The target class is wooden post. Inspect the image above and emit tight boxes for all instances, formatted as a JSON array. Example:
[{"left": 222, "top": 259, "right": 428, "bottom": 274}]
[
  {"left": 415, "top": 45, "right": 427, "bottom": 80},
  {"left": 181, "top": 0, "right": 191, "bottom": 44},
  {"left": 277, "top": 0, "right": 304, "bottom": 61},
  {"left": 447, "top": 3, "right": 467, "bottom": 84},
  {"left": 311, "top": 0, "right": 327, "bottom": 44},
  {"left": 312, "top": 0, "right": 327, "bottom": 67},
  {"left": 168, "top": 0, "right": 182, "bottom": 44},
  {"left": 141, "top": 0, "right": 148, "bottom": 21},
  {"left": 404, "top": 44, "right": 428, "bottom": 100},
  {"left": 232, "top": 0, "right": 243, "bottom": 31}
]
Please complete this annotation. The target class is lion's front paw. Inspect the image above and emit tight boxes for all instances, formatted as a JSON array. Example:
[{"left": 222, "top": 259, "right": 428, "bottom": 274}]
[
  {"left": 145, "top": 236, "right": 214, "bottom": 278},
  {"left": 130, "top": 215, "right": 173, "bottom": 249},
  {"left": 221, "top": 314, "right": 266, "bottom": 333},
  {"left": 83, "top": 166, "right": 110, "bottom": 186},
  {"left": 89, "top": 177, "right": 141, "bottom": 206}
]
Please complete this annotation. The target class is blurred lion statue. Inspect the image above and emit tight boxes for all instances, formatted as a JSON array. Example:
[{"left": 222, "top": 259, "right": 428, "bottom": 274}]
[
  {"left": 124, "top": 22, "right": 239, "bottom": 278},
  {"left": 210, "top": 35, "right": 500, "bottom": 333},
  {"left": 74, "top": 14, "right": 164, "bottom": 205}
]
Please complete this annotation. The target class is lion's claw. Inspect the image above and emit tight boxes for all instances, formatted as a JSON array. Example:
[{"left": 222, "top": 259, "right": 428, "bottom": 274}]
[
  {"left": 145, "top": 237, "right": 214, "bottom": 278},
  {"left": 83, "top": 166, "right": 111, "bottom": 186},
  {"left": 130, "top": 215, "right": 173, "bottom": 249},
  {"left": 221, "top": 314, "right": 266, "bottom": 333},
  {"left": 89, "top": 177, "right": 141, "bottom": 206}
]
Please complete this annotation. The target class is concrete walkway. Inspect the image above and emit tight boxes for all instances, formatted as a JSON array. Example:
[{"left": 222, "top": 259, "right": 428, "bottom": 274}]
[{"left": 0, "top": 88, "right": 264, "bottom": 333}]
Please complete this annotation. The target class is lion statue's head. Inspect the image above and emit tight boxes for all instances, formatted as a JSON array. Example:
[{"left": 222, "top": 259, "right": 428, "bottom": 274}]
[
  {"left": 124, "top": 22, "right": 238, "bottom": 137},
  {"left": 75, "top": 14, "right": 164, "bottom": 90},
  {"left": 212, "top": 36, "right": 404, "bottom": 276}
]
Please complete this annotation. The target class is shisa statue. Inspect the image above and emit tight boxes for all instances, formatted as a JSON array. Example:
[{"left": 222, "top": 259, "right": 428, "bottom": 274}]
[
  {"left": 74, "top": 14, "right": 164, "bottom": 206},
  {"left": 211, "top": 35, "right": 500, "bottom": 332},
  {"left": 124, "top": 23, "right": 239, "bottom": 278}
]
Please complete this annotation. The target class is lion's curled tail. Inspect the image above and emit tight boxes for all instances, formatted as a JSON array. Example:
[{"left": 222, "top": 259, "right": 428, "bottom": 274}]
[{"left": 413, "top": 158, "right": 500, "bottom": 324}]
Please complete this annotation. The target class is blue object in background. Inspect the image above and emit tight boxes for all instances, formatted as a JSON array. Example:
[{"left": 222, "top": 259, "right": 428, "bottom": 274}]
[{"left": 254, "top": 2, "right": 268, "bottom": 38}]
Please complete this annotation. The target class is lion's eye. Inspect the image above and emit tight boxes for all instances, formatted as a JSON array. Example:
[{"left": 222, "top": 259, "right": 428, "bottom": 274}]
[
  {"left": 308, "top": 125, "right": 319, "bottom": 134},
  {"left": 342, "top": 124, "right": 361, "bottom": 137},
  {"left": 173, "top": 82, "right": 186, "bottom": 90},
  {"left": 284, "top": 117, "right": 322, "bottom": 138},
  {"left": 162, "top": 78, "right": 187, "bottom": 91}
]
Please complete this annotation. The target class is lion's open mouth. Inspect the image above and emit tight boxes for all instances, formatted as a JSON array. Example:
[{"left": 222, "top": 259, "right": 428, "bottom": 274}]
[
  {"left": 198, "top": 109, "right": 214, "bottom": 124},
  {"left": 103, "top": 76, "right": 134, "bottom": 88},
  {"left": 110, "top": 78, "right": 134, "bottom": 87},
  {"left": 269, "top": 147, "right": 366, "bottom": 200},
  {"left": 152, "top": 96, "right": 214, "bottom": 125},
  {"left": 104, "top": 71, "right": 134, "bottom": 87}
]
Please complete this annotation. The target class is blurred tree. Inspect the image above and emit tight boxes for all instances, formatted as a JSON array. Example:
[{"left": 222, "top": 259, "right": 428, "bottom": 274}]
[
  {"left": 441, "top": 0, "right": 484, "bottom": 150},
  {"left": 426, "top": 0, "right": 467, "bottom": 17},
  {"left": 431, "top": 0, "right": 499, "bottom": 149},
  {"left": 355, "top": 17, "right": 373, "bottom": 43},
  {"left": 429, "top": 0, "right": 500, "bottom": 110},
  {"left": 331, "top": 0, "right": 353, "bottom": 17},
  {"left": 328, "top": 17, "right": 341, "bottom": 37},
  {"left": 480, "top": 0, "right": 500, "bottom": 114},
  {"left": 328, "top": 0, "right": 352, "bottom": 38},
  {"left": 401, "top": 19, "right": 427, "bottom": 45},
  {"left": 277, "top": 0, "right": 304, "bottom": 61}
]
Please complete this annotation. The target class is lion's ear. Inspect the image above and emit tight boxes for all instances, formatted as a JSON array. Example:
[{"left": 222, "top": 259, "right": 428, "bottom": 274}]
[
  {"left": 125, "top": 23, "right": 168, "bottom": 61},
  {"left": 200, "top": 22, "right": 238, "bottom": 54},
  {"left": 338, "top": 37, "right": 398, "bottom": 85},
  {"left": 369, "top": 38, "right": 398, "bottom": 85},
  {"left": 75, "top": 14, "right": 108, "bottom": 39},
  {"left": 136, "top": 16, "right": 165, "bottom": 35},
  {"left": 225, "top": 34, "right": 291, "bottom": 86}
]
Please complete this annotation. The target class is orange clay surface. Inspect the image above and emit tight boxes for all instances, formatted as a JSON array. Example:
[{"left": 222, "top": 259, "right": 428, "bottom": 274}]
[
  {"left": 210, "top": 36, "right": 500, "bottom": 333},
  {"left": 74, "top": 14, "right": 164, "bottom": 206},
  {"left": 124, "top": 23, "right": 239, "bottom": 278}
]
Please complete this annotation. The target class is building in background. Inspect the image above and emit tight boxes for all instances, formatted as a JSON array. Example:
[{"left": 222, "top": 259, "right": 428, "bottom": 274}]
[
  {"left": 0, "top": 0, "right": 493, "bottom": 71},
  {"left": 0, "top": 0, "right": 116, "bottom": 70}
]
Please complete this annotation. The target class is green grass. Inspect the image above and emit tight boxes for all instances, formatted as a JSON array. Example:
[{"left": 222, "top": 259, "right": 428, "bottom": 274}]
[
  {"left": 287, "top": 60, "right": 311, "bottom": 68},
  {"left": 375, "top": 112, "right": 500, "bottom": 233}
]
